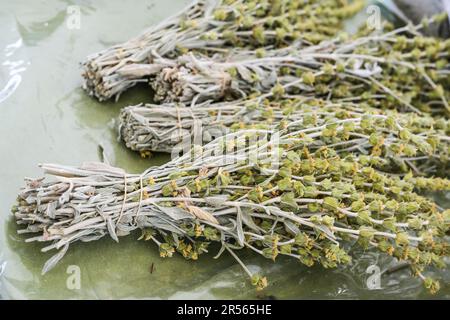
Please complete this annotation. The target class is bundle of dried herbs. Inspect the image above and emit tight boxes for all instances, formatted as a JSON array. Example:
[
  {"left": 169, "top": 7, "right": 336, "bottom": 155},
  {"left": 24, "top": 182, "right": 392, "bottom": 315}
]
[
  {"left": 118, "top": 97, "right": 450, "bottom": 176},
  {"left": 13, "top": 125, "right": 450, "bottom": 293},
  {"left": 81, "top": 0, "right": 364, "bottom": 101},
  {"left": 152, "top": 20, "right": 450, "bottom": 115}
]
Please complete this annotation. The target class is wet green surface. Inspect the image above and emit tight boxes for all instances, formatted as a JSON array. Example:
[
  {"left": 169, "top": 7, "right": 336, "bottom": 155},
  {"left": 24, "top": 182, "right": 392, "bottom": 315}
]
[{"left": 0, "top": 0, "right": 448, "bottom": 299}]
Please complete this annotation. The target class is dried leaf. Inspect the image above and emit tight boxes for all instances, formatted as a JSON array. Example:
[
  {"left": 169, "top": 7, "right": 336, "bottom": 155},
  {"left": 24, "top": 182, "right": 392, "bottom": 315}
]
[
  {"left": 45, "top": 201, "right": 57, "bottom": 219},
  {"left": 204, "top": 195, "right": 228, "bottom": 206},
  {"left": 157, "top": 206, "right": 193, "bottom": 220},
  {"left": 187, "top": 205, "right": 219, "bottom": 224}
]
